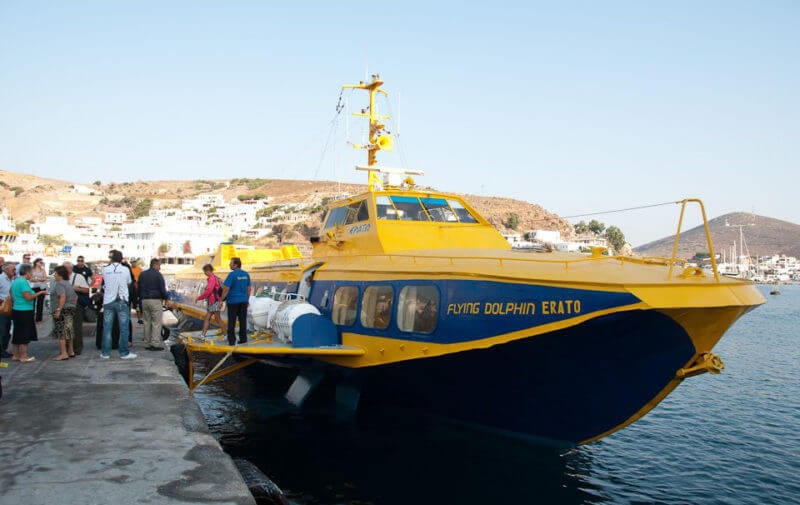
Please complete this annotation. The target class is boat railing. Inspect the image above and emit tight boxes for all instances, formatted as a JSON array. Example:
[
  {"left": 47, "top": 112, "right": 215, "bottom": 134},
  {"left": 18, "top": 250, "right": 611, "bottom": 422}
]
[
  {"left": 333, "top": 250, "right": 693, "bottom": 277},
  {"left": 667, "top": 198, "right": 720, "bottom": 282},
  {"left": 255, "top": 287, "right": 306, "bottom": 302}
]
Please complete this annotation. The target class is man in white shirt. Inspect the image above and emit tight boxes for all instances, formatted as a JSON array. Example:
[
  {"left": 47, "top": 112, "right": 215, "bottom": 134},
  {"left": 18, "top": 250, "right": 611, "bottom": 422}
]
[
  {"left": 16, "top": 253, "right": 31, "bottom": 275},
  {"left": 101, "top": 250, "right": 136, "bottom": 359},
  {"left": 0, "top": 263, "right": 15, "bottom": 358},
  {"left": 63, "top": 261, "right": 89, "bottom": 356}
]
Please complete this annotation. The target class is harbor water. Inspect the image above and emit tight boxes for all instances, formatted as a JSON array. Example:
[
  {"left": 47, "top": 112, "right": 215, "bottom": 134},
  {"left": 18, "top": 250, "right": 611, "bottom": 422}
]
[{"left": 190, "top": 285, "right": 799, "bottom": 505}]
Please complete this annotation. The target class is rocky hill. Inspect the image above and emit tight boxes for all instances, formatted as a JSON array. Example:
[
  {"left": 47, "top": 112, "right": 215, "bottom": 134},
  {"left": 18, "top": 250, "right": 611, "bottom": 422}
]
[
  {"left": 634, "top": 212, "right": 800, "bottom": 259},
  {"left": 0, "top": 169, "right": 572, "bottom": 242}
]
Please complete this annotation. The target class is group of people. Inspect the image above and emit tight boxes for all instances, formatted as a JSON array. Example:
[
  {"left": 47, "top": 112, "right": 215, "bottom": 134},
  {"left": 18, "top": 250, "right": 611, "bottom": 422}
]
[
  {"left": 1, "top": 252, "right": 254, "bottom": 364},
  {"left": 0, "top": 254, "right": 87, "bottom": 362},
  {"left": 0, "top": 250, "right": 170, "bottom": 362}
]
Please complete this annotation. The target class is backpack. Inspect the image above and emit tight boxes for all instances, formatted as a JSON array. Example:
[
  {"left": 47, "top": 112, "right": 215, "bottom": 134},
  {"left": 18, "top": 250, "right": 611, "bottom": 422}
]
[{"left": 214, "top": 276, "right": 224, "bottom": 299}]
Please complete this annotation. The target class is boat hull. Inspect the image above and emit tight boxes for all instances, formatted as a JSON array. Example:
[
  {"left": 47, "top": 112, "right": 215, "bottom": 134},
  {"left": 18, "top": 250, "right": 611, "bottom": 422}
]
[
  {"left": 169, "top": 248, "right": 763, "bottom": 445},
  {"left": 349, "top": 309, "right": 694, "bottom": 445}
]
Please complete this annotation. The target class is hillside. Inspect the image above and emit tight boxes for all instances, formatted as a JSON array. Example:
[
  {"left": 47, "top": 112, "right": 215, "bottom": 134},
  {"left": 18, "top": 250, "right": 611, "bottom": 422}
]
[
  {"left": 634, "top": 212, "right": 800, "bottom": 259},
  {"left": 0, "top": 169, "right": 572, "bottom": 241}
]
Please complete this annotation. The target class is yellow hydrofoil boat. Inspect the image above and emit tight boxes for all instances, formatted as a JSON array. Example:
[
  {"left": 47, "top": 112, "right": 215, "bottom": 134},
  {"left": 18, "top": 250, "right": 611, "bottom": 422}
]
[{"left": 169, "top": 76, "right": 764, "bottom": 446}]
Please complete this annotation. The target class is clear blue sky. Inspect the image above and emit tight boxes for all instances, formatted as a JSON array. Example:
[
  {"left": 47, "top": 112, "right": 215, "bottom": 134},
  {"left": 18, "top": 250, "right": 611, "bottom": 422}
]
[{"left": 1, "top": 1, "right": 797, "bottom": 246}]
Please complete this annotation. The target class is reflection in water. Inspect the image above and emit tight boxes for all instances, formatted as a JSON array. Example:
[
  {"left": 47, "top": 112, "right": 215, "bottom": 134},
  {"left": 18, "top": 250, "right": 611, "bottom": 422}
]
[{"left": 190, "top": 354, "right": 602, "bottom": 505}]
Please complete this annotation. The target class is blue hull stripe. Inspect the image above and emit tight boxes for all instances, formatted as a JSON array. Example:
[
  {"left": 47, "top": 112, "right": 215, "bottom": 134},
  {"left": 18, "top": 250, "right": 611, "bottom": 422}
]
[
  {"left": 355, "top": 310, "right": 693, "bottom": 444},
  {"left": 173, "top": 278, "right": 641, "bottom": 346},
  {"left": 309, "top": 279, "right": 641, "bottom": 344}
]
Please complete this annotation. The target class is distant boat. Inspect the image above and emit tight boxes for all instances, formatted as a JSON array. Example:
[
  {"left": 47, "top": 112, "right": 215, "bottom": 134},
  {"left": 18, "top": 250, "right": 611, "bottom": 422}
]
[{"left": 770, "top": 284, "right": 781, "bottom": 295}]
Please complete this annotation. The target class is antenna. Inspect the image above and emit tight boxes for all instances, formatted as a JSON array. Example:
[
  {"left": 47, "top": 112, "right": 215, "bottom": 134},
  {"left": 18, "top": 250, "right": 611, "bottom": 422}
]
[{"left": 342, "top": 75, "right": 394, "bottom": 189}]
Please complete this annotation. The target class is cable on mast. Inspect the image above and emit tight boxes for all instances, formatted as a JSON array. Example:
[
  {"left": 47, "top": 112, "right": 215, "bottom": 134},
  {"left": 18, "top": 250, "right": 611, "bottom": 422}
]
[{"left": 561, "top": 201, "right": 682, "bottom": 220}]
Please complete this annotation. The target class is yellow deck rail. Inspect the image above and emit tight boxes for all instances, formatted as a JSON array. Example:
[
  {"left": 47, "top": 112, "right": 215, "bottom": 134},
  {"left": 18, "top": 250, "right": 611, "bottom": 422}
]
[{"left": 667, "top": 198, "right": 720, "bottom": 282}]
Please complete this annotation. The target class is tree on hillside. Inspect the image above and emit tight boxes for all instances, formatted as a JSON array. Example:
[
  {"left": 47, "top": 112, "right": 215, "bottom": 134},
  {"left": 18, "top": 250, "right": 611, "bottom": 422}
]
[
  {"left": 238, "top": 193, "right": 268, "bottom": 201},
  {"left": 505, "top": 213, "right": 519, "bottom": 230},
  {"left": 574, "top": 221, "right": 589, "bottom": 235},
  {"left": 16, "top": 220, "right": 34, "bottom": 233},
  {"left": 588, "top": 219, "right": 605, "bottom": 235},
  {"left": 39, "top": 234, "right": 66, "bottom": 246},
  {"left": 604, "top": 226, "right": 626, "bottom": 253},
  {"left": 272, "top": 224, "right": 286, "bottom": 243},
  {"left": 575, "top": 219, "right": 608, "bottom": 236},
  {"left": 132, "top": 198, "right": 153, "bottom": 218}
]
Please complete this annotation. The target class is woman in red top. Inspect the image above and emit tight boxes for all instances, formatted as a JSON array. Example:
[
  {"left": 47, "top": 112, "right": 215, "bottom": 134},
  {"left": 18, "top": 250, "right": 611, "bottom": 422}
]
[{"left": 196, "top": 264, "right": 224, "bottom": 338}]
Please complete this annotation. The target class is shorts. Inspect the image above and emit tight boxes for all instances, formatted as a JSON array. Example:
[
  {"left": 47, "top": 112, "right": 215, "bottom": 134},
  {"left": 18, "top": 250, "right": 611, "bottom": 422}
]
[{"left": 206, "top": 300, "right": 221, "bottom": 312}]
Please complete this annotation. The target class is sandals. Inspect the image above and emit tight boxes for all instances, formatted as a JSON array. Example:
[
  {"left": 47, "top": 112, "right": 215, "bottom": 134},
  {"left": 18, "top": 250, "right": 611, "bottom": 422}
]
[
  {"left": 20, "top": 357, "right": 36, "bottom": 363},
  {"left": 53, "top": 356, "right": 70, "bottom": 361},
  {"left": 68, "top": 354, "right": 76, "bottom": 358}
]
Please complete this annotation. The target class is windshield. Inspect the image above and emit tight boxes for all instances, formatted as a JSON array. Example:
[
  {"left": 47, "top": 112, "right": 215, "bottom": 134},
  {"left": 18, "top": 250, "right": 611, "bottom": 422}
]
[
  {"left": 375, "top": 195, "right": 478, "bottom": 223},
  {"left": 324, "top": 199, "right": 369, "bottom": 228}
]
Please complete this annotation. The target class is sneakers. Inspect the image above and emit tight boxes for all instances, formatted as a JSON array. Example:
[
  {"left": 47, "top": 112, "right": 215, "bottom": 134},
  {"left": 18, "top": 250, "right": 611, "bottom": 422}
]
[
  {"left": 100, "top": 354, "right": 110, "bottom": 359},
  {"left": 120, "top": 353, "right": 138, "bottom": 360}
]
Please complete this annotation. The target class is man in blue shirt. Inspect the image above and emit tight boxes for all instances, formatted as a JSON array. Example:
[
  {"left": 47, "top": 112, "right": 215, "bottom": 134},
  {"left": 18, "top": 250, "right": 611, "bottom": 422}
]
[{"left": 221, "top": 257, "right": 251, "bottom": 345}]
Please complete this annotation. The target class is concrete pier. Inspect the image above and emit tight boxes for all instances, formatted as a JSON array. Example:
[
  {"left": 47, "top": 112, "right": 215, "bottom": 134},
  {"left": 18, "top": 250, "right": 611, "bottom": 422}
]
[{"left": 0, "top": 314, "right": 255, "bottom": 505}]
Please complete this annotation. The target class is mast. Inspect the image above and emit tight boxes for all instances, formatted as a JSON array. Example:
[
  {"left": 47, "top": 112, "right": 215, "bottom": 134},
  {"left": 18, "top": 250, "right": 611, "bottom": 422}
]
[{"left": 343, "top": 75, "right": 393, "bottom": 190}]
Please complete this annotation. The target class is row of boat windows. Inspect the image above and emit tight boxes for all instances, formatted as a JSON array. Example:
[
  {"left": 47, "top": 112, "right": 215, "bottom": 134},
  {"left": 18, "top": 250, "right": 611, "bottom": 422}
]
[
  {"left": 332, "top": 285, "right": 439, "bottom": 334},
  {"left": 323, "top": 196, "right": 478, "bottom": 228}
]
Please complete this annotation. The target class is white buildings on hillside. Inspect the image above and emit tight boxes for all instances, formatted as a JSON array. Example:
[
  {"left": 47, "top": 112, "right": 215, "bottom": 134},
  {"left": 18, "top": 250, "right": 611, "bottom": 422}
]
[
  {"left": 4, "top": 191, "right": 309, "bottom": 265},
  {"left": 182, "top": 193, "right": 226, "bottom": 211},
  {"left": 505, "top": 230, "right": 596, "bottom": 253},
  {"left": 104, "top": 212, "right": 126, "bottom": 225}
]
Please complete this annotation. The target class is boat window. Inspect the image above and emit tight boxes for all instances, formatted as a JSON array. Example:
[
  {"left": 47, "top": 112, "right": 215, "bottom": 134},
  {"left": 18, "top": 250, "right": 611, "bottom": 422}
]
[
  {"left": 332, "top": 286, "right": 358, "bottom": 326},
  {"left": 357, "top": 200, "right": 369, "bottom": 222},
  {"left": 360, "top": 285, "right": 393, "bottom": 330},
  {"left": 324, "top": 206, "right": 349, "bottom": 228},
  {"left": 376, "top": 195, "right": 478, "bottom": 223},
  {"left": 343, "top": 200, "right": 369, "bottom": 225},
  {"left": 390, "top": 196, "right": 429, "bottom": 221},
  {"left": 447, "top": 200, "right": 478, "bottom": 223},
  {"left": 397, "top": 286, "right": 439, "bottom": 334},
  {"left": 420, "top": 197, "right": 458, "bottom": 223},
  {"left": 376, "top": 196, "right": 399, "bottom": 220}
]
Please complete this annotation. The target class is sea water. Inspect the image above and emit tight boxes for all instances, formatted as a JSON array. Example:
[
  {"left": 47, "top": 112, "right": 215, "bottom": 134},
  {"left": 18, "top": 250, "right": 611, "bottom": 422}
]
[{"left": 193, "top": 285, "right": 799, "bottom": 505}]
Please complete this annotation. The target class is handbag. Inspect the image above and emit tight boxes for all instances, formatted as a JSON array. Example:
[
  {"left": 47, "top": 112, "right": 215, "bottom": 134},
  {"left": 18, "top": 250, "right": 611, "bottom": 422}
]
[{"left": 0, "top": 293, "right": 12, "bottom": 317}]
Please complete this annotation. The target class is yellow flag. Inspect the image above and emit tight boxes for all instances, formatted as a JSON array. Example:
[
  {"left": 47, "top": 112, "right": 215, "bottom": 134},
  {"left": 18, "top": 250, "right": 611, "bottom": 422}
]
[{"left": 368, "top": 170, "right": 383, "bottom": 191}]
